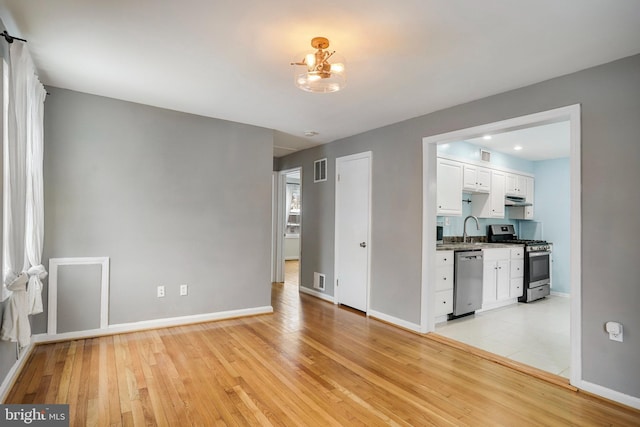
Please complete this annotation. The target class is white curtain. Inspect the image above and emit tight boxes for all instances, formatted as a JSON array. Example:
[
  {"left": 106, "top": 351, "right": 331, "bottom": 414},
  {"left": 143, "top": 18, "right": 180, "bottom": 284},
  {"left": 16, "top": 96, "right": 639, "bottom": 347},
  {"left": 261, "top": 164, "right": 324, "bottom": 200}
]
[{"left": 1, "top": 42, "right": 47, "bottom": 348}]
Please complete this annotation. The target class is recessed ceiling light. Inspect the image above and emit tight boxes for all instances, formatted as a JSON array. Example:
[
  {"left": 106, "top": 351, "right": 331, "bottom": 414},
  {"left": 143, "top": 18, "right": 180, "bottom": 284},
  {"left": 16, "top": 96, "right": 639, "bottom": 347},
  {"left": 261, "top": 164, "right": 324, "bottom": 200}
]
[
  {"left": 304, "top": 130, "right": 319, "bottom": 137},
  {"left": 482, "top": 135, "right": 492, "bottom": 140},
  {"left": 514, "top": 145, "right": 523, "bottom": 151}
]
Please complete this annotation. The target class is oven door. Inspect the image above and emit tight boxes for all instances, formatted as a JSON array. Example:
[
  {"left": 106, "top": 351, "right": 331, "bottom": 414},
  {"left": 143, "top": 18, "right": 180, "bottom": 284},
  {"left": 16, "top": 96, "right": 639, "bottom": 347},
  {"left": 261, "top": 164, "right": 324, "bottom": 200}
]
[{"left": 527, "top": 251, "right": 551, "bottom": 288}]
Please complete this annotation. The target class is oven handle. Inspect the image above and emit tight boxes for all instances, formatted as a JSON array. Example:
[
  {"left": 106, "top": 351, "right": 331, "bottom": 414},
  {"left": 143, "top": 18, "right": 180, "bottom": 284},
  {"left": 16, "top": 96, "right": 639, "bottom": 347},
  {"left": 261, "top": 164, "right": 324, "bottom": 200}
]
[{"left": 529, "top": 251, "right": 551, "bottom": 258}]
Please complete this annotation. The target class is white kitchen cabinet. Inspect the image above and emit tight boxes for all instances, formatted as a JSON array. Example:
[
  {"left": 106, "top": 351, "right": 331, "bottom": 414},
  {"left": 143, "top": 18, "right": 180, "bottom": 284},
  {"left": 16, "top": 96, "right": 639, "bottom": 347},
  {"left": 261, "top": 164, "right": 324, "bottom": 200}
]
[
  {"left": 437, "top": 159, "right": 463, "bottom": 216},
  {"left": 471, "top": 170, "right": 505, "bottom": 218},
  {"left": 509, "top": 176, "right": 535, "bottom": 220},
  {"left": 509, "top": 247, "right": 524, "bottom": 298},
  {"left": 505, "top": 173, "right": 526, "bottom": 197},
  {"left": 524, "top": 177, "right": 534, "bottom": 219},
  {"left": 463, "top": 165, "right": 491, "bottom": 193},
  {"left": 435, "top": 251, "right": 454, "bottom": 317},
  {"left": 482, "top": 248, "right": 512, "bottom": 310}
]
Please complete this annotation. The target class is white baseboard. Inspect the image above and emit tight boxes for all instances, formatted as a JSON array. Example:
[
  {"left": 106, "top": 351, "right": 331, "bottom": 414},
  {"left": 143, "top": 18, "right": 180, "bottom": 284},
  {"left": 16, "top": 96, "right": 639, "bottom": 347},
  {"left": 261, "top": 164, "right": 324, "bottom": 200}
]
[
  {"left": 550, "top": 291, "right": 570, "bottom": 298},
  {"left": 577, "top": 379, "right": 640, "bottom": 410},
  {"left": 368, "top": 310, "right": 422, "bottom": 333},
  {"left": 299, "top": 286, "right": 334, "bottom": 303},
  {"left": 33, "top": 305, "right": 273, "bottom": 344},
  {"left": 0, "top": 343, "right": 35, "bottom": 403},
  {"left": 476, "top": 298, "right": 517, "bottom": 313}
]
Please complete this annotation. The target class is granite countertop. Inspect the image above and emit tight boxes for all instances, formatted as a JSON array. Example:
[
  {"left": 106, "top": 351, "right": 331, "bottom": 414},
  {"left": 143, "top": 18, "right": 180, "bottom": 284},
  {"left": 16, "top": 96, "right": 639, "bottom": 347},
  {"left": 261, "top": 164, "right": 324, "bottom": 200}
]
[{"left": 436, "top": 242, "right": 525, "bottom": 251}]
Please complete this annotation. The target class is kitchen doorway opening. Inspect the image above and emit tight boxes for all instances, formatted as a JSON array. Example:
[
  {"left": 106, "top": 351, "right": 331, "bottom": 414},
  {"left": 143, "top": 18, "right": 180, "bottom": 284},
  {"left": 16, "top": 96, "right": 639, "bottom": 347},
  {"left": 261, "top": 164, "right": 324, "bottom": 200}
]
[{"left": 421, "top": 105, "right": 582, "bottom": 387}]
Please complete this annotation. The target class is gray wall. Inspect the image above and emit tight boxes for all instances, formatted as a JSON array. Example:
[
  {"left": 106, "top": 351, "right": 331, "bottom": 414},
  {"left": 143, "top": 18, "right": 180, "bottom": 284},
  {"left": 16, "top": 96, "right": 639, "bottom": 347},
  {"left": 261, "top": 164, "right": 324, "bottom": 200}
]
[
  {"left": 35, "top": 87, "right": 273, "bottom": 333},
  {"left": 279, "top": 54, "right": 640, "bottom": 398}
]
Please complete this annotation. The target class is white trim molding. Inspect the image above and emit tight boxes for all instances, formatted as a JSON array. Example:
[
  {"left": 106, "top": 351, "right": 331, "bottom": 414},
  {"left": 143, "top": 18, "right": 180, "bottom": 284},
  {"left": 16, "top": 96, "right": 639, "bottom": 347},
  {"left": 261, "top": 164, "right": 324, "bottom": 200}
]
[
  {"left": 577, "top": 380, "right": 640, "bottom": 410},
  {"left": 48, "top": 257, "right": 110, "bottom": 335},
  {"left": 0, "top": 343, "right": 35, "bottom": 403},
  {"left": 299, "top": 286, "right": 335, "bottom": 303},
  {"left": 368, "top": 310, "right": 422, "bottom": 334},
  {"left": 35, "top": 305, "right": 273, "bottom": 344}
]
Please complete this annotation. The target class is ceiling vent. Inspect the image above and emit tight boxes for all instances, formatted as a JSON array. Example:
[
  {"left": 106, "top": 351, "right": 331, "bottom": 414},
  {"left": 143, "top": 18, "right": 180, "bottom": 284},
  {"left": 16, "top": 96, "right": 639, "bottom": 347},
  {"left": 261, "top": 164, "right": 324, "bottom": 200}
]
[
  {"left": 480, "top": 149, "right": 491, "bottom": 162},
  {"left": 314, "top": 158, "right": 327, "bottom": 182}
]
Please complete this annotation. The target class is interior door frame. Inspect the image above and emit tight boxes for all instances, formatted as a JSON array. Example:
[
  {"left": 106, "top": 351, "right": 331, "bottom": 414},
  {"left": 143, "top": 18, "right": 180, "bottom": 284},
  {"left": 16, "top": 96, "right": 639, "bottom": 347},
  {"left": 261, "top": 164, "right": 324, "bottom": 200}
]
[
  {"left": 273, "top": 167, "right": 302, "bottom": 285},
  {"left": 421, "top": 104, "right": 582, "bottom": 387},
  {"left": 334, "top": 151, "right": 372, "bottom": 312}
]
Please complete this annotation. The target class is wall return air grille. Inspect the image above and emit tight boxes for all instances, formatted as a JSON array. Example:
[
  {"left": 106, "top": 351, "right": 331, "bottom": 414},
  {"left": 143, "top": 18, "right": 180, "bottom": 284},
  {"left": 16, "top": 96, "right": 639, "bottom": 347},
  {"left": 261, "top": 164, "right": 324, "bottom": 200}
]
[{"left": 314, "top": 158, "right": 327, "bottom": 182}]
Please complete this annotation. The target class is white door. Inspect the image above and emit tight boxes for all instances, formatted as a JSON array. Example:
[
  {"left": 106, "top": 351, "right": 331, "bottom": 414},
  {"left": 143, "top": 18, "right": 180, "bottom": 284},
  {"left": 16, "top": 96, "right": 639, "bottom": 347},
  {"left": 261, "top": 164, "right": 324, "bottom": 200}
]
[{"left": 335, "top": 152, "right": 371, "bottom": 312}]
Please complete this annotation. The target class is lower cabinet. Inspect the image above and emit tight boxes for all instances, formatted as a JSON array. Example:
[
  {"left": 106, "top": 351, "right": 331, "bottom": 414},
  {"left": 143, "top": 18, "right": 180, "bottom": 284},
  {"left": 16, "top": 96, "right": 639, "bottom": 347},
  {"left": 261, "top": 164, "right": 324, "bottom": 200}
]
[
  {"left": 510, "top": 247, "right": 524, "bottom": 298},
  {"left": 435, "top": 251, "right": 454, "bottom": 316},
  {"left": 482, "top": 248, "right": 515, "bottom": 310}
]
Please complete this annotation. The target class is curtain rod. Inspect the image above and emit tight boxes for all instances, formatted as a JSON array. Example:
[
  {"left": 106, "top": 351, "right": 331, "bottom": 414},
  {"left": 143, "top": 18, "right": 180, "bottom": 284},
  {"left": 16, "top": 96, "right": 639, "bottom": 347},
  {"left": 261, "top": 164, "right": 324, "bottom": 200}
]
[
  {"left": 1, "top": 31, "right": 27, "bottom": 44},
  {"left": 0, "top": 30, "right": 50, "bottom": 95}
]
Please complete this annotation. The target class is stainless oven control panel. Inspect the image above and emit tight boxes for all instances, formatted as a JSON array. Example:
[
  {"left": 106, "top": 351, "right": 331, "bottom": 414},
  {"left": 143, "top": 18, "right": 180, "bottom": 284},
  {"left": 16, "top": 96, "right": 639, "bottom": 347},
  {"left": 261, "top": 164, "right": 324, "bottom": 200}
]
[{"left": 526, "top": 244, "right": 551, "bottom": 252}]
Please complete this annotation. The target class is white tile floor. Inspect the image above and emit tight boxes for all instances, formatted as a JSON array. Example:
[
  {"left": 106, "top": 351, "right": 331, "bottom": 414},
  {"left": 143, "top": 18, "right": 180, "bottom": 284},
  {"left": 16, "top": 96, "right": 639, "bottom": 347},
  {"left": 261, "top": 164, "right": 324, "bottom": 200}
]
[{"left": 435, "top": 295, "right": 571, "bottom": 378}]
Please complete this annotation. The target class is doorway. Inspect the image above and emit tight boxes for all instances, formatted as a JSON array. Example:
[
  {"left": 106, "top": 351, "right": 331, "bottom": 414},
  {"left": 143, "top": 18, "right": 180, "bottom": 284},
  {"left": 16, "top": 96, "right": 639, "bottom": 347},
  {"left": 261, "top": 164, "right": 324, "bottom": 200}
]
[
  {"left": 335, "top": 152, "right": 372, "bottom": 312},
  {"left": 274, "top": 168, "right": 302, "bottom": 288},
  {"left": 421, "top": 105, "right": 582, "bottom": 386}
]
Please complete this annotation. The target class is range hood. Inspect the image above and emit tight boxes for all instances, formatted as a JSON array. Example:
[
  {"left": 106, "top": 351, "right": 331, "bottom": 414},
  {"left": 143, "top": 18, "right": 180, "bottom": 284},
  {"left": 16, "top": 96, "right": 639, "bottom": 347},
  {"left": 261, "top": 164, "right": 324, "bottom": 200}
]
[{"left": 505, "top": 195, "right": 532, "bottom": 207}]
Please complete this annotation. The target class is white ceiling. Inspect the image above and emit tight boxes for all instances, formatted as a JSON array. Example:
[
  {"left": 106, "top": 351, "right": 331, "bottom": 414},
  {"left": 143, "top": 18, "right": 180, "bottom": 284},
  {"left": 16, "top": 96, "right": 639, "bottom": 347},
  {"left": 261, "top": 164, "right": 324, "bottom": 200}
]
[
  {"left": 465, "top": 121, "right": 570, "bottom": 161},
  {"left": 1, "top": 1, "right": 639, "bottom": 158}
]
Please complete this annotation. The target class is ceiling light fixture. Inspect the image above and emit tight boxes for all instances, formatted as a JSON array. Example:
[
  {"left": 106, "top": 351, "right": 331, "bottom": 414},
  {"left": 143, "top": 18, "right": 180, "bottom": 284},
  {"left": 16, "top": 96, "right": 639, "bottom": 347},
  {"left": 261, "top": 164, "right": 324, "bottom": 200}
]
[
  {"left": 514, "top": 145, "right": 523, "bottom": 151},
  {"left": 482, "top": 135, "right": 492, "bottom": 140},
  {"left": 291, "top": 37, "right": 346, "bottom": 93}
]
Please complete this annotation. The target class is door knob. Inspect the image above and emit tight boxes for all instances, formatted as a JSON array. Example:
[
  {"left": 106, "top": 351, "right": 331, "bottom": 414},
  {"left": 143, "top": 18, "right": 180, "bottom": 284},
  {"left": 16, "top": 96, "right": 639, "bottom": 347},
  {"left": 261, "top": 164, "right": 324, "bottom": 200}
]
[{"left": 360, "top": 242, "right": 367, "bottom": 248}]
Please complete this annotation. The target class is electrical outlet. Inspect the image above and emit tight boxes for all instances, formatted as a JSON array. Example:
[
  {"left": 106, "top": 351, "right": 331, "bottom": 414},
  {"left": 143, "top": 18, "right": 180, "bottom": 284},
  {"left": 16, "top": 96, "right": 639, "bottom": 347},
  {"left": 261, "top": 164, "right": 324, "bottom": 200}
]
[
  {"left": 157, "top": 285, "right": 165, "bottom": 298},
  {"left": 180, "top": 284, "right": 188, "bottom": 296}
]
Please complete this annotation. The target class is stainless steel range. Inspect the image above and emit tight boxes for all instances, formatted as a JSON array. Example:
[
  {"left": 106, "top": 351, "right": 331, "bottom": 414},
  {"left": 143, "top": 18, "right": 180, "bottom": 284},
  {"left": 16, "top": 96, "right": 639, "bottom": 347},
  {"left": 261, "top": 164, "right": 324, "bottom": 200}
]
[{"left": 488, "top": 224, "right": 552, "bottom": 302}]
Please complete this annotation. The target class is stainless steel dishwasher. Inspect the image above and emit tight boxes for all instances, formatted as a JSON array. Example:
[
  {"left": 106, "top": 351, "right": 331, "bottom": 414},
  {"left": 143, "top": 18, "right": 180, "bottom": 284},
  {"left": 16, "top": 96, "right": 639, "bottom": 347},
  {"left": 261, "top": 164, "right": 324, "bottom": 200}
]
[{"left": 452, "top": 250, "right": 483, "bottom": 318}]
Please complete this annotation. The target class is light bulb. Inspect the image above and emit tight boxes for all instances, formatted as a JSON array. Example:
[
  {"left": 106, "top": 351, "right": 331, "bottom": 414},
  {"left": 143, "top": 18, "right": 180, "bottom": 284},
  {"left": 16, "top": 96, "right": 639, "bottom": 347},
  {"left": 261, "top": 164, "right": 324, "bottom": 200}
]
[
  {"left": 305, "top": 53, "right": 316, "bottom": 68},
  {"left": 330, "top": 63, "right": 344, "bottom": 73}
]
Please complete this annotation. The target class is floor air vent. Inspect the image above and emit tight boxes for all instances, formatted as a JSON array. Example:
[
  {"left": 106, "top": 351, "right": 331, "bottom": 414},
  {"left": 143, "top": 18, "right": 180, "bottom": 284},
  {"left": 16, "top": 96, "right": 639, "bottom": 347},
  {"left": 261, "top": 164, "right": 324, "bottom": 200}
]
[{"left": 313, "top": 272, "right": 326, "bottom": 290}]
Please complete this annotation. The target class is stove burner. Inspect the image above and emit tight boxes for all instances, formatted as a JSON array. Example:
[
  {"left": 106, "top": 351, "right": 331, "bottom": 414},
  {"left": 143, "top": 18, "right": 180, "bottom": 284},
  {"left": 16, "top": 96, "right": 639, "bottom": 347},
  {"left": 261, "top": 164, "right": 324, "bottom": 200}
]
[{"left": 502, "top": 239, "right": 549, "bottom": 245}]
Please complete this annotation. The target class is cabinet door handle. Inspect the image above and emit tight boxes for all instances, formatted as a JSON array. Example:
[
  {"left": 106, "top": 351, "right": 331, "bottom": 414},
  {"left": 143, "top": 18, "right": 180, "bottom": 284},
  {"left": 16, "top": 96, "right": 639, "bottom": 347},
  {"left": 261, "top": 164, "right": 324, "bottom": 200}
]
[{"left": 360, "top": 242, "right": 367, "bottom": 248}]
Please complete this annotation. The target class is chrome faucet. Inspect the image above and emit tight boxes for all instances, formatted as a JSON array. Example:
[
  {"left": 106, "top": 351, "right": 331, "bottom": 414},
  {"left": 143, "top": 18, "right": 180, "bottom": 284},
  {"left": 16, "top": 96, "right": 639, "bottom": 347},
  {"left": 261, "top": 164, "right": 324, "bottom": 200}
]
[{"left": 463, "top": 215, "right": 480, "bottom": 243}]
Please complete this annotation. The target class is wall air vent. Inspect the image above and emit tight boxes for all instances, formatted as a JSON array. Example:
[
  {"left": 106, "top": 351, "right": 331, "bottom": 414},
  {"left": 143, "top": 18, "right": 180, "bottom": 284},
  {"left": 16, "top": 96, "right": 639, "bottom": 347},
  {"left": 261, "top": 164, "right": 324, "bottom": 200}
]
[
  {"left": 480, "top": 149, "right": 491, "bottom": 162},
  {"left": 314, "top": 158, "right": 327, "bottom": 182},
  {"left": 313, "top": 272, "right": 326, "bottom": 290}
]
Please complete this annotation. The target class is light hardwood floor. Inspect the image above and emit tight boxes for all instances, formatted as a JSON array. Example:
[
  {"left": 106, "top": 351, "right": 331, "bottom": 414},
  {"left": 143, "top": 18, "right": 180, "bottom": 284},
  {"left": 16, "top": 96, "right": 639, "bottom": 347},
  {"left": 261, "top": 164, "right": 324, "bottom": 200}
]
[{"left": 6, "top": 279, "right": 639, "bottom": 425}]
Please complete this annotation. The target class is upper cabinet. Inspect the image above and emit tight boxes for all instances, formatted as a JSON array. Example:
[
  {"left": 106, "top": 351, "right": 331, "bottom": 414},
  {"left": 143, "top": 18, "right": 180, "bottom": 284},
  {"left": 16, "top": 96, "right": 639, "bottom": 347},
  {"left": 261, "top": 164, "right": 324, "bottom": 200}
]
[
  {"left": 463, "top": 164, "right": 491, "bottom": 193},
  {"left": 505, "top": 173, "right": 526, "bottom": 197},
  {"left": 437, "top": 159, "right": 463, "bottom": 216},
  {"left": 471, "top": 170, "right": 505, "bottom": 218},
  {"left": 437, "top": 156, "right": 534, "bottom": 219},
  {"left": 510, "top": 176, "right": 535, "bottom": 220}
]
